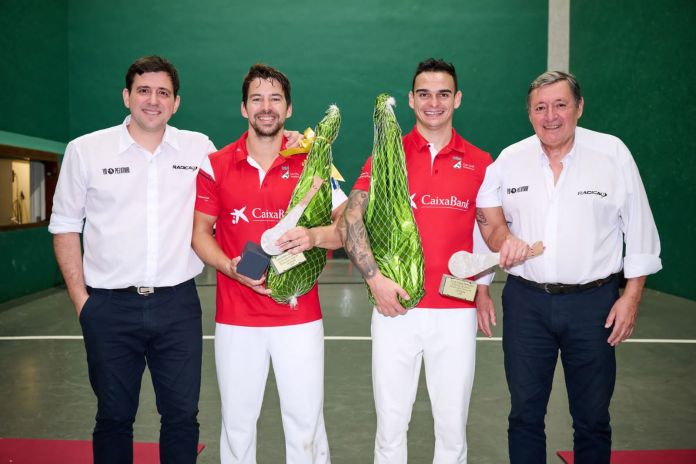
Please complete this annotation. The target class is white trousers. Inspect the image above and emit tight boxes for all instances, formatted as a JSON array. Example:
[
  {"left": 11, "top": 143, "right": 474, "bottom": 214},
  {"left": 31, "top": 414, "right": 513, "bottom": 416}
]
[
  {"left": 215, "top": 320, "right": 330, "bottom": 464},
  {"left": 371, "top": 307, "right": 478, "bottom": 464}
]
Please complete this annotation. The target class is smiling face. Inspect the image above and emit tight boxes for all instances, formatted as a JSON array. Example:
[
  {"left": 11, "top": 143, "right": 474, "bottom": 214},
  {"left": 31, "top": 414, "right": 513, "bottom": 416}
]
[
  {"left": 241, "top": 77, "right": 292, "bottom": 137},
  {"left": 122, "top": 71, "right": 180, "bottom": 137},
  {"left": 409, "top": 71, "right": 461, "bottom": 133},
  {"left": 528, "top": 80, "right": 584, "bottom": 156}
]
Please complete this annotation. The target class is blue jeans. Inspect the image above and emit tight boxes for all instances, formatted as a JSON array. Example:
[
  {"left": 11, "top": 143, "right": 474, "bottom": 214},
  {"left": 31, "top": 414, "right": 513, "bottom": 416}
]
[
  {"left": 80, "top": 279, "right": 202, "bottom": 464},
  {"left": 502, "top": 275, "right": 619, "bottom": 464}
]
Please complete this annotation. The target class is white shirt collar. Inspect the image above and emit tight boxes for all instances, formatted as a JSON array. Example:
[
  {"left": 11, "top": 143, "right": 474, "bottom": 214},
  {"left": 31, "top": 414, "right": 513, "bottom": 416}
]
[
  {"left": 536, "top": 129, "right": 579, "bottom": 167},
  {"left": 117, "top": 115, "right": 180, "bottom": 154}
]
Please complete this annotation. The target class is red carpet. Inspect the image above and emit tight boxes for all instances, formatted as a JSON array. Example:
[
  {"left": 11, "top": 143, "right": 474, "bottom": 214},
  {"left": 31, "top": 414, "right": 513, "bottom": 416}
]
[
  {"left": 0, "top": 438, "right": 205, "bottom": 463},
  {"left": 557, "top": 449, "right": 696, "bottom": 464}
]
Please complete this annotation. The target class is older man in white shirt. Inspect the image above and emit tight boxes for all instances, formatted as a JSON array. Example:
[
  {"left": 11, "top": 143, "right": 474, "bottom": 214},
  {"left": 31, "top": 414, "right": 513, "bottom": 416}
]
[{"left": 475, "top": 71, "right": 661, "bottom": 464}]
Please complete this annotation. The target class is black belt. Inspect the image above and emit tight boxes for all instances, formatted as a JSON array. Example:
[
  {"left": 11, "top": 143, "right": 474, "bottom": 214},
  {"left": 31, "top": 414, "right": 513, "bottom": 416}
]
[
  {"left": 112, "top": 286, "right": 173, "bottom": 296},
  {"left": 509, "top": 273, "right": 618, "bottom": 295},
  {"left": 89, "top": 279, "right": 192, "bottom": 297}
]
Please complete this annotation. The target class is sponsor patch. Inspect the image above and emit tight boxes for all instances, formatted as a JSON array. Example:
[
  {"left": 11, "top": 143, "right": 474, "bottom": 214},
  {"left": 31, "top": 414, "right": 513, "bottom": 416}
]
[
  {"left": 578, "top": 190, "right": 608, "bottom": 197},
  {"left": 172, "top": 165, "right": 198, "bottom": 171},
  {"left": 102, "top": 167, "right": 130, "bottom": 175},
  {"left": 506, "top": 186, "right": 529, "bottom": 195}
]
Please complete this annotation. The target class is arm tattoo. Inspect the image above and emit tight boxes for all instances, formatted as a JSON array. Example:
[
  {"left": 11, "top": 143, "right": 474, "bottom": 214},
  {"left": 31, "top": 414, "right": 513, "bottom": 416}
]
[
  {"left": 341, "top": 190, "right": 379, "bottom": 279},
  {"left": 475, "top": 208, "right": 489, "bottom": 227}
]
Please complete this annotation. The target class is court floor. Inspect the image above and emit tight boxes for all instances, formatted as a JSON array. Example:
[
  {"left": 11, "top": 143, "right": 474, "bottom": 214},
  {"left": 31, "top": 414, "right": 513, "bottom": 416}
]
[{"left": 1, "top": 260, "right": 695, "bottom": 463}]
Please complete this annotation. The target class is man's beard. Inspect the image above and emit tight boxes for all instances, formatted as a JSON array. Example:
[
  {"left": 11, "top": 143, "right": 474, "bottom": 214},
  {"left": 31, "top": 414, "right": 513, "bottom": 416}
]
[{"left": 250, "top": 112, "right": 284, "bottom": 138}]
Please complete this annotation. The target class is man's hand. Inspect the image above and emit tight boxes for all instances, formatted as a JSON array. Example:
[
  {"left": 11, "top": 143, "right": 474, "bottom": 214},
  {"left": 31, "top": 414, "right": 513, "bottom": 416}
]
[
  {"left": 474, "top": 285, "right": 496, "bottom": 337},
  {"left": 277, "top": 226, "right": 316, "bottom": 254},
  {"left": 605, "top": 293, "right": 640, "bottom": 346},
  {"left": 73, "top": 291, "right": 90, "bottom": 317},
  {"left": 498, "top": 235, "right": 531, "bottom": 268},
  {"left": 223, "top": 256, "right": 272, "bottom": 295},
  {"left": 283, "top": 130, "right": 303, "bottom": 148},
  {"left": 367, "top": 272, "right": 410, "bottom": 317}
]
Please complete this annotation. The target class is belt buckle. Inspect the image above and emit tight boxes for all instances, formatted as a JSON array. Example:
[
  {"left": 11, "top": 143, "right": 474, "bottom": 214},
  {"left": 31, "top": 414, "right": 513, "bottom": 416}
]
[
  {"left": 543, "top": 283, "right": 552, "bottom": 294},
  {"left": 137, "top": 286, "right": 154, "bottom": 296}
]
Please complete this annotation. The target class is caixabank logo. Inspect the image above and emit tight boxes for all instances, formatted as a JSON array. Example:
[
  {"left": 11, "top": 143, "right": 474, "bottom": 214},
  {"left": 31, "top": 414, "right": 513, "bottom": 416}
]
[
  {"left": 230, "top": 206, "right": 286, "bottom": 224},
  {"left": 410, "top": 193, "right": 470, "bottom": 211}
]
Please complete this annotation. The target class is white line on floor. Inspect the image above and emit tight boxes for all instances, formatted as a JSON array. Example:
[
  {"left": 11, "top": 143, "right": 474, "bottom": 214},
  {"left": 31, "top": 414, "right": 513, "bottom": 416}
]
[{"left": 1, "top": 336, "right": 695, "bottom": 344}]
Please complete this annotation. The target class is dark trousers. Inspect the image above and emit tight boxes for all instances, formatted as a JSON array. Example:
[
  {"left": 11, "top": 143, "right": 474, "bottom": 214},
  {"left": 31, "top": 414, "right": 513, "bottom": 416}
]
[
  {"left": 80, "top": 279, "right": 202, "bottom": 464},
  {"left": 502, "top": 275, "right": 619, "bottom": 464}
]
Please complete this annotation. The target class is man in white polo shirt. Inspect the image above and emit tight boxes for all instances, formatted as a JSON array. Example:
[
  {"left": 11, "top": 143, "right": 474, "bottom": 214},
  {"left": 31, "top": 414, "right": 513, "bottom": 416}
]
[
  {"left": 49, "top": 56, "right": 215, "bottom": 464},
  {"left": 476, "top": 71, "right": 662, "bottom": 463}
]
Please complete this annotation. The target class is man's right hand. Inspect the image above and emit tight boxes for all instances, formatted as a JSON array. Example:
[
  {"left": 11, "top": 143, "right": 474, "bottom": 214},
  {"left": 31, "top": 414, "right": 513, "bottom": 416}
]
[
  {"left": 73, "top": 291, "right": 89, "bottom": 317},
  {"left": 498, "top": 235, "right": 531, "bottom": 268},
  {"left": 224, "top": 256, "right": 272, "bottom": 296},
  {"left": 366, "top": 272, "right": 410, "bottom": 317}
]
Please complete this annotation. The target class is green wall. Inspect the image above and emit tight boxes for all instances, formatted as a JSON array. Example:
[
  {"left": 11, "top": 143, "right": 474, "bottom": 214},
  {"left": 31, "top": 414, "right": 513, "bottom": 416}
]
[
  {"left": 571, "top": 0, "right": 696, "bottom": 299},
  {"left": 67, "top": 0, "right": 547, "bottom": 185},
  {"left": 0, "top": 0, "right": 68, "bottom": 303},
  {"left": 0, "top": 0, "right": 69, "bottom": 142},
  {"left": 0, "top": 228, "right": 62, "bottom": 301}
]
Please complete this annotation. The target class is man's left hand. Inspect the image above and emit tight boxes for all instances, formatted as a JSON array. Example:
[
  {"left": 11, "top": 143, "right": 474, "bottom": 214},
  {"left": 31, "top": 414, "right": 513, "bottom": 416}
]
[
  {"left": 278, "top": 226, "right": 316, "bottom": 254},
  {"left": 284, "top": 130, "right": 303, "bottom": 148},
  {"left": 474, "top": 285, "right": 497, "bottom": 337},
  {"left": 605, "top": 293, "right": 640, "bottom": 346}
]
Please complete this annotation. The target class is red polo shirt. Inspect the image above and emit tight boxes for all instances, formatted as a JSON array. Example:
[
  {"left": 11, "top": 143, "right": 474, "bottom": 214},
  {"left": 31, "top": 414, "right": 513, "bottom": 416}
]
[
  {"left": 353, "top": 127, "right": 492, "bottom": 308},
  {"left": 195, "top": 131, "right": 322, "bottom": 326}
]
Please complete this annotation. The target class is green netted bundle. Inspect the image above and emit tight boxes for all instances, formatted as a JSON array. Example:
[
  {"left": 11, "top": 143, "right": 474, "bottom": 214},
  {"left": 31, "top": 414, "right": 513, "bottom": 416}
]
[
  {"left": 266, "top": 105, "right": 341, "bottom": 306},
  {"left": 364, "top": 94, "right": 424, "bottom": 308}
]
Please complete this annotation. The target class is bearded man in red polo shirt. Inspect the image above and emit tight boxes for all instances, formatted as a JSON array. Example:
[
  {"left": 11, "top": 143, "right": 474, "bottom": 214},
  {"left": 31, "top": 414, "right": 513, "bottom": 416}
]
[
  {"left": 192, "top": 64, "right": 346, "bottom": 464},
  {"left": 339, "top": 58, "right": 496, "bottom": 463}
]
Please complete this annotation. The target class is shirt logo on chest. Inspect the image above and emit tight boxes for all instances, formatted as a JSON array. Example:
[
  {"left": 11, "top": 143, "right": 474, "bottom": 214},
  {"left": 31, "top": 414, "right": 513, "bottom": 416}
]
[
  {"left": 231, "top": 207, "right": 249, "bottom": 224},
  {"left": 452, "top": 157, "right": 462, "bottom": 170},
  {"left": 578, "top": 190, "right": 608, "bottom": 198},
  {"left": 102, "top": 166, "right": 131, "bottom": 175},
  {"left": 172, "top": 164, "right": 198, "bottom": 171},
  {"left": 229, "top": 205, "right": 286, "bottom": 224},
  {"left": 411, "top": 192, "right": 471, "bottom": 211},
  {"left": 506, "top": 186, "right": 529, "bottom": 195},
  {"left": 281, "top": 165, "right": 290, "bottom": 179}
]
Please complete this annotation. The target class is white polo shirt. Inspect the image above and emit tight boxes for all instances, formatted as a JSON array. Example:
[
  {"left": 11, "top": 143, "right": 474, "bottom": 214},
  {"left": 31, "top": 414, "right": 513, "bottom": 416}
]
[
  {"left": 477, "top": 127, "right": 661, "bottom": 285},
  {"left": 49, "top": 116, "right": 216, "bottom": 289}
]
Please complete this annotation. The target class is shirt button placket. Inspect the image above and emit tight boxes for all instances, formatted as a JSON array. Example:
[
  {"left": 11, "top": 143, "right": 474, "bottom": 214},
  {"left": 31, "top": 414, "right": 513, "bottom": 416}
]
[{"left": 145, "top": 155, "right": 159, "bottom": 285}]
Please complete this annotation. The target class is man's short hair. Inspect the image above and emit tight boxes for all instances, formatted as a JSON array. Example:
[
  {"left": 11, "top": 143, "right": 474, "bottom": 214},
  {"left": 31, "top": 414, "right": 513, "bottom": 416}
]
[
  {"left": 527, "top": 71, "right": 582, "bottom": 111},
  {"left": 125, "top": 56, "right": 180, "bottom": 96},
  {"left": 242, "top": 64, "right": 292, "bottom": 106},
  {"left": 412, "top": 58, "right": 458, "bottom": 92}
]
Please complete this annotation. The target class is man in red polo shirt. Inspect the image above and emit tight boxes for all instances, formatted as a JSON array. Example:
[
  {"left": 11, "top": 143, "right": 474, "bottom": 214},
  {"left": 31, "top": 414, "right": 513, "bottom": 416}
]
[
  {"left": 192, "top": 64, "right": 346, "bottom": 464},
  {"left": 339, "top": 59, "right": 495, "bottom": 463}
]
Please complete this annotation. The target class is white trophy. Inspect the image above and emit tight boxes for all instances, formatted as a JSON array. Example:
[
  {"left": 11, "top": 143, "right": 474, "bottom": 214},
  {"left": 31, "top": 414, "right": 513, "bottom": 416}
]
[
  {"left": 448, "top": 241, "right": 545, "bottom": 279},
  {"left": 261, "top": 176, "right": 324, "bottom": 256}
]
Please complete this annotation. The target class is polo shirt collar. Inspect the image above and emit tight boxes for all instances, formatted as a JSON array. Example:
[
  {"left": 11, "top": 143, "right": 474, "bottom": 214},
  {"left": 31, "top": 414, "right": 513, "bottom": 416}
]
[
  {"left": 233, "top": 131, "right": 290, "bottom": 167},
  {"left": 117, "top": 115, "right": 179, "bottom": 154},
  {"left": 409, "top": 126, "right": 467, "bottom": 156}
]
